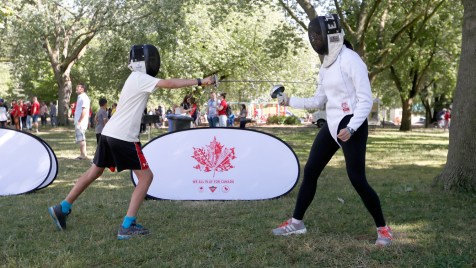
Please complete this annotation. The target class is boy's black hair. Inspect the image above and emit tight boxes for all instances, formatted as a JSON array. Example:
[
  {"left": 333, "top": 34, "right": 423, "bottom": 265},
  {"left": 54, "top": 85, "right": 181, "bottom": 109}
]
[{"left": 99, "top": 98, "right": 107, "bottom": 107}]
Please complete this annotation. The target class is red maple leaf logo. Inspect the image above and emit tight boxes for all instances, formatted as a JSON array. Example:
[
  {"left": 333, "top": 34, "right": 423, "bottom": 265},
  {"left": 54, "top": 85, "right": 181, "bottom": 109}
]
[{"left": 192, "top": 137, "right": 236, "bottom": 177}]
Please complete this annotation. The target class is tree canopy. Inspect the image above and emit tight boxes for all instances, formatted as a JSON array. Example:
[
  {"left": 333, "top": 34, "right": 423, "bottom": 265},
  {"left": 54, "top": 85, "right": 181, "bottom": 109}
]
[{"left": 1, "top": 0, "right": 316, "bottom": 116}]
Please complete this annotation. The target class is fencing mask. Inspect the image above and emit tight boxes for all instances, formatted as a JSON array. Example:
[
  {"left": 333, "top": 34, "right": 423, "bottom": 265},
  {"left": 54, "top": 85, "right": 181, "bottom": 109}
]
[
  {"left": 128, "top": 44, "right": 161, "bottom": 77},
  {"left": 308, "top": 14, "right": 344, "bottom": 67}
]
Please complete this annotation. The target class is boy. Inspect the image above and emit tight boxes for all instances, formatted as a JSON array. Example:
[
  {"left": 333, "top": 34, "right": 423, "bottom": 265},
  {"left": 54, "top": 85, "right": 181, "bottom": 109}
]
[
  {"left": 48, "top": 44, "right": 215, "bottom": 240},
  {"left": 94, "top": 98, "right": 108, "bottom": 143}
]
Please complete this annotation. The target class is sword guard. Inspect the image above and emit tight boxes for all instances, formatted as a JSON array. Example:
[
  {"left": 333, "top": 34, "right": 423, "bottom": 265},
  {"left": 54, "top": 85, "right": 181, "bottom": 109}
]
[{"left": 270, "top": 85, "right": 285, "bottom": 99}]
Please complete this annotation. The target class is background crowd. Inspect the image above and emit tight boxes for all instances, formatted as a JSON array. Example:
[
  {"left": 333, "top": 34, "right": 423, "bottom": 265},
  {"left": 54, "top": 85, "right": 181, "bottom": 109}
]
[
  {"left": 0, "top": 90, "right": 253, "bottom": 136},
  {"left": 0, "top": 97, "right": 58, "bottom": 132}
]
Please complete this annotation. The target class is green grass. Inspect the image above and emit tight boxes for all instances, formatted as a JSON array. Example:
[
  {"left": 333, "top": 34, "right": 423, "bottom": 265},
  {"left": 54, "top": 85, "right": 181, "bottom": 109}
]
[{"left": 1, "top": 126, "right": 475, "bottom": 267}]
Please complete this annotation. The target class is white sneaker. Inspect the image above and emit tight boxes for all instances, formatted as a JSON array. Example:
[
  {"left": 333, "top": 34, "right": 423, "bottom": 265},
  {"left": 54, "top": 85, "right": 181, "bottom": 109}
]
[
  {"left": 272, "top": 218, "right": 307, "bottom": 236},
  {"left": 375, "top": 226, "right": 393, "bottom": 247}
]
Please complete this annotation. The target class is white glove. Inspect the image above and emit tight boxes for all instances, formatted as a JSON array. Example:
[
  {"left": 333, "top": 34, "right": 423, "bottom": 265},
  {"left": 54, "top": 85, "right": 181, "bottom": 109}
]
[{"left": 277, "top": 93, "right": 290, "bottom": 106}]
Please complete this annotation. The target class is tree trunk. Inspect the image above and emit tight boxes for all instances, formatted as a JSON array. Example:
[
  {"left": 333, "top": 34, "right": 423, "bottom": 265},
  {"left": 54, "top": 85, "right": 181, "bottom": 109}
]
[
  {"left": 399, "top": 97, "right": 412, "bottom": 131},
  {"left": 423, "top": 103, "right": 432, "bottom": 128},
  {"left": 57, "top": 72, "right": 73, "bottom": 126},
  {"left": 434, "top": 0, "right": 476, "bottom": 192}
]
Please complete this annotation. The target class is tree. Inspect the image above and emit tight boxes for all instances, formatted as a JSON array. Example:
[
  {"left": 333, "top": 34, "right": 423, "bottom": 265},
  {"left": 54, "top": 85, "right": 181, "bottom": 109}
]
[
  {"left": 8, "top": 0, "right": 148, "bottom": 125},
  {"left": 434, "top": 0, "right": 476, "bottom": 192},
  {"left": 67, "top": 1, "right": 332, "bottom": 110},
  {"left": 7, "top": 0, "right": 314, "bottom": 114},
  {"left": 386, "top": 2, "right": 461, "bottom": 130},
  {"left": 276, "top": 0, "right": 455, "bottom": 130}
]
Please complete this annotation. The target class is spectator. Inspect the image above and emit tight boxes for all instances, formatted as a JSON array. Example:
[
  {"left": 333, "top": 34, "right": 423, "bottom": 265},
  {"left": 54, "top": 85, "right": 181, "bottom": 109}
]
[
  {"left": 110, "top": 103, "right": 117, "bottom": 118},
  {"left": 190, "top": 97, "right": 198, "bottom": 127},
  {"left": 40, "top": 102, "right": 48, "bottom": 127},
  {"left": 206, "top": 92, "right": 219, "bottom": 127},
  {"left": 155, "top": 105, "right": 164, "bottom": 128},
  {"left": 140, "top": 108, "right": 147, "bottom": 133},
  {"left": 180, "top": 95, "right": 192, "bottom": 115},
  {"left": 12, "top": 100, "right": 22, "bottom": 130},
  {"left": 147, "top": 107, "right": 155, "bottom": 130},
  {"left": 89, "top": 107, "right": 94, "bottom": 129},
  {"left": 50, "top": 102, "right": 57, "bottom": 127},
  {"left": 239, "top": 104, "right": 248, "bottom": 129},
  {"left": 444, "top": 108, "right": 451, "bottom": 131},
  {"left": 227, "top": 104, "right": 235, "bottom": 127},
  {"left": 31, "top": 96, "right": 40, "bottom": 133},
  {"left": 217, "top": 93, "right": 228, "bottom": 127},
  {"left": 22, "top": 101, "right": 30, "bottom": 131},
  {"left": 0, "top": 99, "right": 8, "bottom": 128},
  {"left": 94, "top": 98, "right": 108, "bottom": 143},
  {"left": 73, "top": 83, "right": 91, "bottom": 160},
  {"left": 70, "top": 102, "right": 76, "bottom": 118}
]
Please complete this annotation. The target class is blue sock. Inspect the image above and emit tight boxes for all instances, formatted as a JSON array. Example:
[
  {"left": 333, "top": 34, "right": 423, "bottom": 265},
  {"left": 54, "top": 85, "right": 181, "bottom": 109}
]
[
  {"left": 122, "top": 216, "right": 137, "bottom": 228},
  {"left": 60, "top": 200, "right": 72, "bottom": 214}
]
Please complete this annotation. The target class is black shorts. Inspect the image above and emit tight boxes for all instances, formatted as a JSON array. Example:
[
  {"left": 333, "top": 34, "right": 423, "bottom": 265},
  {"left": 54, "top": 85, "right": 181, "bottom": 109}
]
[{"left": 93, "top": 135, "right": 149, "bottom": 172}]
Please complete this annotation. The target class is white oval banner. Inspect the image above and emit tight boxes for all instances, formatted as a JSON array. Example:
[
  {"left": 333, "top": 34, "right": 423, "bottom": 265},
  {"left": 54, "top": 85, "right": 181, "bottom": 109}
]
[
  {"left": 0, "top": 128, "right": 57, "bottom": 196},
  {"left": 131, "top": 128, "right": 300, "bottom": 200},
  {"left": 36, "top": 138, "right": 58, "bottom": 190}
]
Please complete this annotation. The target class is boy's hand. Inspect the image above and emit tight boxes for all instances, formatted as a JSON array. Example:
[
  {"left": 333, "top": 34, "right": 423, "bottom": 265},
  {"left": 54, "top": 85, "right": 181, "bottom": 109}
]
[{"left": 202, "top": 76, "right": 216, "bottom": 86}]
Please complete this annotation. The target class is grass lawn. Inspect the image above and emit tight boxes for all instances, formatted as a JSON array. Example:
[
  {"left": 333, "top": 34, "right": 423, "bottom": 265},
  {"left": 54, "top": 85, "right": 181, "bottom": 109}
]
[{"left": 1, "top": 125, "right": 474, "bottom": 267}]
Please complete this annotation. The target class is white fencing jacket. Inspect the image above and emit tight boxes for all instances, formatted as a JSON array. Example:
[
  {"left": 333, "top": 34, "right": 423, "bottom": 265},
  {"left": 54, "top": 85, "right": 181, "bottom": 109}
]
[{"left": 289, "top": 46, "right": 373, "bottom": 145}]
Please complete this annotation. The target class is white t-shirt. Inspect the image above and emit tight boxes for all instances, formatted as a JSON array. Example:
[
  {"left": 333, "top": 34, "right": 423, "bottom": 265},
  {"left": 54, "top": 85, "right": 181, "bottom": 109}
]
[
  {"left": 102, "top": 72, "right": 159, "bottom": 142},
  {"left": 74, "top": 93, "right": 90, "bottom": 130}
]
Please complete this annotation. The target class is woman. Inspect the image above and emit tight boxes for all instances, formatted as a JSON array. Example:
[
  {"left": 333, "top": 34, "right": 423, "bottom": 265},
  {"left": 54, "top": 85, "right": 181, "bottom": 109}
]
[
  {"left": 239, "top": 104, "right": 247, "bottom": 129},
  {"left": 272, "top": 14, "right": 393, "bottom": 247},
  {"left": 189, "top": 97, "right": 198, "bottom": 127},
  {"left": 180, "top": 95, "right": 192, "bottom": 115},
  {"left": 217, "top": 93, "right": 228, "bottom": 127}
]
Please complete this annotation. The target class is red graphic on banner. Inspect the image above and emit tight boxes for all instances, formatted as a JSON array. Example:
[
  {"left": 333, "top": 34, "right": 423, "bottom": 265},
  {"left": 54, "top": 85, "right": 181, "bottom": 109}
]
[
  {"left": 192, "top": 137, "right": 236, "bottom": 177},
  {"left": 209, "top": 186, "right": 217, "bottom": 192},
  {"left": 222, "top": 185, "right": 230, "bottom": 193}
]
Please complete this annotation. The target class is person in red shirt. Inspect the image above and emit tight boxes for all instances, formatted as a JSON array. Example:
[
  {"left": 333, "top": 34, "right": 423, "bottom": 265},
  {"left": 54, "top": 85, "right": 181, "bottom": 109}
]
[
  {"left": 11, "top": 100, "right": 23, "bottom": 130},
  {"left": 31, "top": 96, "right": 41, "bottom": 133},
  {"left": 217, "top": 92, "right": 228, "bottom": 127},
  {"left": 444, "top": 108, "right": 451, "bottom": 131},
  {"left": 70, "top": 102, "right": 76, "bottom": 118}
]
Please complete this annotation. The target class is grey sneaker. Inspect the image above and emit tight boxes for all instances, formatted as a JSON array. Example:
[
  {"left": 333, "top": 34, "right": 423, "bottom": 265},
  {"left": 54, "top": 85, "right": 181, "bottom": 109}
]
[
  {"left": 375, "top": 226, "right": 393, "bottom": 247},
  {"left": 272, "top": 218, "right": 307, "bottom": 236},
  {"left": 117, "top": 223, "right": 150, "bottom": 240},
  {"left": 48, "top": 204, "right": 69, "bottom": 231}
]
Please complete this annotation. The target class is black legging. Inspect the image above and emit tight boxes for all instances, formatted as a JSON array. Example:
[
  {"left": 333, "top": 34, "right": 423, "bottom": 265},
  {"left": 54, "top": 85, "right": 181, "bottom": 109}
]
[{"left": 293, "top": 115, "right": 386, "bottom": 227}]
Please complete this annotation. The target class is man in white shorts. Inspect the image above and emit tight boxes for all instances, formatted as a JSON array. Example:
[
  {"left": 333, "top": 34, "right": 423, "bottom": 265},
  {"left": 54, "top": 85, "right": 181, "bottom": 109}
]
[{"left": 73, "top": 83, "right": 91, "bottom": 160}]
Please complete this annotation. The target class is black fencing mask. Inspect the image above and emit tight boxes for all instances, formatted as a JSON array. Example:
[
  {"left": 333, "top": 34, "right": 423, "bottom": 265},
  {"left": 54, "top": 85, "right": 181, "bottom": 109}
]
[
  {"left": 308, "top": 14, "right": 342, "bottom": 55},
  {"left": 128, "top": 44, "right": 161, "bottom": 77}
]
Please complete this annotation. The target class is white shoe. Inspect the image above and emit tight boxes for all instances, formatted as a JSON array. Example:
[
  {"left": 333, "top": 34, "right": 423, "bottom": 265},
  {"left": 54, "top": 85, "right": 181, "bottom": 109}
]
[{"left": 272, "top": 218, "right": 307, "bottom": 236}]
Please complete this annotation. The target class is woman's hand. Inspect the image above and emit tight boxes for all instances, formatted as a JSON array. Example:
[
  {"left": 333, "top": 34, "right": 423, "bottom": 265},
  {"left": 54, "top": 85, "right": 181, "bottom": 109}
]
[{"left": 337, "top": 128, "right": 352, "bottom": 142}]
